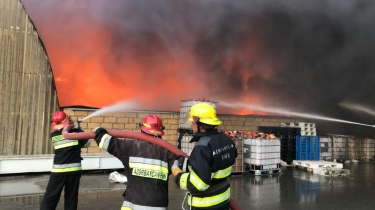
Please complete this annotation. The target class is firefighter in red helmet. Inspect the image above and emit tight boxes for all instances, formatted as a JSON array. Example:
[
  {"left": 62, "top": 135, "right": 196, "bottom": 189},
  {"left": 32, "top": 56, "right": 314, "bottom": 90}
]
[
  {"left": 93, "top": 114, "right": 184, "bottom": 209},
  {"left": 139, "top": 114, "right": 165, "bottom": 136},
  {"left": 40, "top": 110, "right": 90, "bottom": 210}
]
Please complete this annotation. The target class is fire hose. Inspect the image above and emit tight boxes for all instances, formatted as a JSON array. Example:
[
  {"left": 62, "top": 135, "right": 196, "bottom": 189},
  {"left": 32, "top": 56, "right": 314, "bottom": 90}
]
[{"left": 63, "top": 124, "right": 241, "bottom": 210}]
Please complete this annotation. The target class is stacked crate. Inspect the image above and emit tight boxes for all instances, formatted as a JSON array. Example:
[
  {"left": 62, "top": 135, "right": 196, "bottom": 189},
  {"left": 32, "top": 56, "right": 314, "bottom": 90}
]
[
  {"left": 232, "top": 137, "right": 244, "bottom": 174},
  {"left": 281, "top": 122, "right": 317, "bottom": 136},
  {"left": 298, "top": 122, "right": 317, "bottom": 136},
  {"left": 363, "top": 139, "right": 375, "bottom": 160},
  {"left": 179, "top": 134, "right": 195, "bottom": 155},
  {"left": 347, "top": 138, "right": 364, "bottom": 160},
  {"left": 320, "top": 137, "right": 333, "bottom": 161},
  {"left": 178, "top": 99, "right": 218, "bottom": 130},
  {"left": 296, "top": 136, "right": 320, "bottom": 160},
  {"left": 280, "top": 122, "right": 298, "bottom": 127},
  {"left": 243, "top": 138, "right": 281, "bottom": 174},
  {"left": 259, "top": 126, "right": 301, "bottom": 165},
  {"left": 332, "top": 137, "right": 347, "bottom": 160}
]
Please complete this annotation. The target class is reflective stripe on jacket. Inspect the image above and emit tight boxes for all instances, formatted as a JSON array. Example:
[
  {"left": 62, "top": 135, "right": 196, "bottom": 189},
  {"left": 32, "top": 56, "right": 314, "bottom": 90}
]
[
  {"left": 50, "top": 129, "right": 88, "bottom": 174},
  {"left": 187, "top": 187, "right": 230, "bottom": 208},
  {"left": 51, "top": 163, "right": 82, "bottom": 173},
  {"left": 121, "top": 201, "right": 167, "bottom": 210},
  {"left": 52, "top": 139, "right": 78, "bottom": 150},
  {"left": 93, "top": 133, "right": 184, "bottom": 208},
  {"left": 175, "top": 131, "right": 237, "bottom": 209},
  {"left": 129, "top": 157, "right": 169, "bottom": 181},
  {"left": 98, "top": 133, "right": 112, "bottom": 150}
]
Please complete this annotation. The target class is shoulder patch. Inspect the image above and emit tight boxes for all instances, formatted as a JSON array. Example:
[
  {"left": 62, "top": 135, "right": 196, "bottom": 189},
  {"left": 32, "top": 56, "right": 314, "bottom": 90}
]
[{"left": 196, "top": 136, "right": 211, "bottom": 146}]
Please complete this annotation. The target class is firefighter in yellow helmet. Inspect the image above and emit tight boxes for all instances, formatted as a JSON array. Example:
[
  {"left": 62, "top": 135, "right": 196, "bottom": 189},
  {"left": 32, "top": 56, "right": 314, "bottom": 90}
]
[{"left": 172, "top": 103, "right": 238, "bottom": 210}]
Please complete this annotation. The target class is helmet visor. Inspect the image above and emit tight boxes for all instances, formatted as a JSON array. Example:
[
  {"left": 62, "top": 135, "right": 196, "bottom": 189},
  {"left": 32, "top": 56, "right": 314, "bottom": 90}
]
[
  {"left": 183, "top": 110, "right": 192, "bottom": 126},
  {"left": 183, "top": 110, "right": 200, "bottom": 126}
]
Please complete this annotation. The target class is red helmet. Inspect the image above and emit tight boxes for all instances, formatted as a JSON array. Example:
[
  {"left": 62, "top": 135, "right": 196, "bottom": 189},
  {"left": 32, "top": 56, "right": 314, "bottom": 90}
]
[
  {"left": 139, "top": 114, "right": 165, "bottom": 136},
  {"left": 51, "top": 110, "right": 70, "bottom": 130}
]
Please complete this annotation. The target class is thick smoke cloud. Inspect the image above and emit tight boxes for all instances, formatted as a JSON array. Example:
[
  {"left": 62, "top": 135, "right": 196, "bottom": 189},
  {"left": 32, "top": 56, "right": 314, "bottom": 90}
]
[{"left": 22, "top": 0, "right": 375, "bottom": 136}]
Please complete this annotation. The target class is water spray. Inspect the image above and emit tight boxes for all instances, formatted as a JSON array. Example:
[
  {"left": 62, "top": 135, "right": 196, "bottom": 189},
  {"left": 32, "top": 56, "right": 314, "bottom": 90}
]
[
  {"left": 220, "top": 102, "right": 375, "bottom": 127},
  {"left": 340, "top": 102, "right": 375, "bottom": 118},
  {"left": 80, "top": 100, "right": 139, "bottom": 122}
]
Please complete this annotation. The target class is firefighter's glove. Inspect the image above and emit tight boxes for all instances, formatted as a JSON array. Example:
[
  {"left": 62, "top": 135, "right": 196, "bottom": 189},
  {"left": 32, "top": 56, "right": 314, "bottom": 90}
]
[
  {"left": 171, "top": 160, "right": 182, "bottom": 176},
  {"left": 94, "top": 127, "right": 108, "bottom": 140}
]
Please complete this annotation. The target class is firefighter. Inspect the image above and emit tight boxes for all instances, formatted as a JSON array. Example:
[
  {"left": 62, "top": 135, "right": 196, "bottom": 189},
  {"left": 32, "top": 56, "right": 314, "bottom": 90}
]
[
  {"left": 93, "top": 114, "right": 184, "bottom": 209},
  {"left": 40, "top": 110, "right": 90, "bottom": 210},
  {"left": 172, "top": 103, "right": 238, "bottom": 210}
]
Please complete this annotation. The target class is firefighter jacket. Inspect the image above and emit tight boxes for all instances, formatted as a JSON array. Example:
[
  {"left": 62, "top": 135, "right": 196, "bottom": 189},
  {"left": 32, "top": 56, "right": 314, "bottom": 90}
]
[
  {"left": 94, "top": 133, "right": 184, "bottom": 209},
  {"left": 174, "top": 130, "right": 237, "bottom": 209},
  {"left": 50, "top": 127, "right": 90, "bottom": 174}
]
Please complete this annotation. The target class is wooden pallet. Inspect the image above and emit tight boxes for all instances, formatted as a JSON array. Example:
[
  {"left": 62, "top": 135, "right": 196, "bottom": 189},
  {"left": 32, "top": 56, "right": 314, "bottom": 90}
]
[
  {"left": 318, "top": 167, "right": 350, "bottom": 176},
  {"left": 247, "top": 168, "right": 282, "bottom": 176}
]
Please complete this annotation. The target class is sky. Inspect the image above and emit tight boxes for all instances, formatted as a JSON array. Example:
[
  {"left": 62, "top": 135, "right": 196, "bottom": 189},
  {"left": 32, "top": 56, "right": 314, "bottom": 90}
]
[{"left": 21, "top": 0, "right": 375, "bottom": 136}]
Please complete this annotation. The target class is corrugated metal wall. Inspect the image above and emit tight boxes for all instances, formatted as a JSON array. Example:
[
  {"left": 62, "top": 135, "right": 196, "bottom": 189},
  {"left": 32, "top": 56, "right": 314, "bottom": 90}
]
[{"left": 0, "top": 0, "right": 58, "bottom": 155}]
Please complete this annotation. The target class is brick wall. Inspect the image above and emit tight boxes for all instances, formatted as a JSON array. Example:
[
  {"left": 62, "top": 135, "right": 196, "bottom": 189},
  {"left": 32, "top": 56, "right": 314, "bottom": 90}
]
[
  {"left": 64, "top": 108, "right": 302, "bottom": 154},
  {"left": 64, "top": 109, "right": 179, "bottom": 154},
  {"left": 218, "top": 115, "right": 297, "bottom": 132}
]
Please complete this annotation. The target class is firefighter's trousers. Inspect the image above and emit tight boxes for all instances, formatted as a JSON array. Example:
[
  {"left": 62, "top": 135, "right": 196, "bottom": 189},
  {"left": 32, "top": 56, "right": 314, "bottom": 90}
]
[{"left": 40, "top": 173, "right": 81, "bottom": 210}]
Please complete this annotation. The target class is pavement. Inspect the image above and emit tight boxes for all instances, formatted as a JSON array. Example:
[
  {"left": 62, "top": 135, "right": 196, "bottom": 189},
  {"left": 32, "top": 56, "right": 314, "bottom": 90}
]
[{"left": 1, "top": 163, "right": 375, "bottom": 210}]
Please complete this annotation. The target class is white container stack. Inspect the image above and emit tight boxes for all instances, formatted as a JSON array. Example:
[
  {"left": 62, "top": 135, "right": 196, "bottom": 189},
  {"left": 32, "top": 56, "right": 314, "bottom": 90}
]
[
  {"left": 320, "top": 137, "right": 333, "bottom": 160},
  {"left": 332, "top": 137, "right": 347, "bottom": 159},
  {"left": 363, "top": 138, "right": 375, "bottom": 160},
  {"left": 280, "top": 122, "right": 299, "bottom": 127},
  {"left": 179, "top": 99, "right": 218, "bottom": 129},
  {"left": 179, "top": 134, "right": 195, "bottom": 155},
  {"left": 280, "top": 122, "right": 317, "bottom": 136},
  {"left": 244, "top": 138, "right": 281, "bottom": 170},
  {"left": 347, "top": 138, "right": 364, "bottom": 160},
  {"left": 320, "top": 137, "right": 375, "bottom": 161},
  {"left": 298, "top": 122, "right": 317, "bottom": 136}
]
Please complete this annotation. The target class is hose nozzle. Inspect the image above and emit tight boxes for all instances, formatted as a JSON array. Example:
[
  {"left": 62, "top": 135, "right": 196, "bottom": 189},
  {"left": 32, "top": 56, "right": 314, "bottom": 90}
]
[{"left": 73, "top": 120, "right": 83, "bottom": 129}]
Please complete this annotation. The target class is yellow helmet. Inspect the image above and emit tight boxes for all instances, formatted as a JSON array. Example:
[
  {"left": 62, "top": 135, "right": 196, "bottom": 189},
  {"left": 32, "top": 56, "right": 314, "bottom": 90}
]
[{"left": 187, "top": 103, "right": 222, "bottom": 125}]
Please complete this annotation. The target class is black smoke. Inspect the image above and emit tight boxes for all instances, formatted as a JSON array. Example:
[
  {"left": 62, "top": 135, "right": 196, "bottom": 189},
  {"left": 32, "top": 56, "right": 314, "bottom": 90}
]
[{"left": 22, "top": 0, "right": 375, "bottom": 136}]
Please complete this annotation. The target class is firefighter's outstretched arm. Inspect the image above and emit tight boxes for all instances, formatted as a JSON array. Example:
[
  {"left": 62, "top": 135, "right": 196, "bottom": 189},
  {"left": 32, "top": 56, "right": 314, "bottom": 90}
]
[
  {"left": 93, "top": 127, "right": 129, "bottom": 158},
  {"left": 72, "top": 126, "right": 90, "bottom": 148}
]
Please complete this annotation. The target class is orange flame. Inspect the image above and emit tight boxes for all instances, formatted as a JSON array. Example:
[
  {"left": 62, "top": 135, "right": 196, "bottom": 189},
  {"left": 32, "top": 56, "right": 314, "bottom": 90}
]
[{"left": 23, "top": 1, "right": 277, "bottom": 115}]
